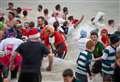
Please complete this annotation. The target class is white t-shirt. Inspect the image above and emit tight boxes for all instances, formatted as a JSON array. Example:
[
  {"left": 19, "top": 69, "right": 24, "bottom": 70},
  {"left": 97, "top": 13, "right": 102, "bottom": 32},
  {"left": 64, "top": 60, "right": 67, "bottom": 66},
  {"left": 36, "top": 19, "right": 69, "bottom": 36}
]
[{"left": 0, "top": 37, "right": 23, "bottom": 55}]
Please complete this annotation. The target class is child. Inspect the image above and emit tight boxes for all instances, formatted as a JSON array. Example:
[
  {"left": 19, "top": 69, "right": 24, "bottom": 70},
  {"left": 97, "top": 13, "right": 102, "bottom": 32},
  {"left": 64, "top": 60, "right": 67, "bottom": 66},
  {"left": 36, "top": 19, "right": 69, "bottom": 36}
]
[
  {"left": 113, "top": 49, "right": 120, "bottom": 82},
  {"left": 75, "top": 40, "right": 95, "bottom": 82},
  {"left": 63, "top": 69, "right": 81, "bottom": 82}
]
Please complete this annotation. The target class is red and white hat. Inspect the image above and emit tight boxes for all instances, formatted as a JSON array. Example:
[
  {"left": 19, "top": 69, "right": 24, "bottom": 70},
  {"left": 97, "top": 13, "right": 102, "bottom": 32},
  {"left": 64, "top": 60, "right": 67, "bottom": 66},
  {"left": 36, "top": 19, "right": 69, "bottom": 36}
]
[{"left": 28, "top": 28, "right": 40, "bottom": 39}]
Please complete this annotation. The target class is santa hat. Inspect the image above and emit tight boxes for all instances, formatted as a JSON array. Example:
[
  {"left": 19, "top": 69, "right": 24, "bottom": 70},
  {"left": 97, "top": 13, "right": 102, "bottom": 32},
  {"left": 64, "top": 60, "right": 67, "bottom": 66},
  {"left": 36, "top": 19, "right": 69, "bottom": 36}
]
[{"left": 28, "top": 28, "right": 40, "bottom": 39}]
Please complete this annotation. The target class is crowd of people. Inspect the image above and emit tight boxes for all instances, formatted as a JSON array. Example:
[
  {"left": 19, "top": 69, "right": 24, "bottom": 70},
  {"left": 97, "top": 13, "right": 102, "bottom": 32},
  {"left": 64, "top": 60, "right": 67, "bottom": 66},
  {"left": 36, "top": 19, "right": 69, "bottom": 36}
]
[{"left": 0, "top": 2, "right": 120, "bottom": 82}]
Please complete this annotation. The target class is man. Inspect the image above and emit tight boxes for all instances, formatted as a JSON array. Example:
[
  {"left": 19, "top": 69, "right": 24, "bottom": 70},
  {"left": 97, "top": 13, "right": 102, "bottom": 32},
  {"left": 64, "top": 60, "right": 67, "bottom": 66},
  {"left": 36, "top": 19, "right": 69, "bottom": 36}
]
[
  {"left": 63, "top": 69, "right": 81, "bottom": 82},
  {"left": 11, "top": 27, "right": 53, "bottom": 82},
  {"left": 90, "top": 32, "right": 104, "bottom": 75},
  {"left": 0, "top": 28, "right": 23, "bottom": 80}
]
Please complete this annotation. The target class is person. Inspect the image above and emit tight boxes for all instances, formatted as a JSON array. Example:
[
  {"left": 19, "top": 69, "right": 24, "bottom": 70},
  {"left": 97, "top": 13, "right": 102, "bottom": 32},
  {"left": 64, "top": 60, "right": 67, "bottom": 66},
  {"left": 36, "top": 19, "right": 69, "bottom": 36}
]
[
  {"left": 94, "top": 34, "right": 120, "bottom": 82},
  {"left": 0, "top": 62, "right": 9, "bottom": 82},
  {"left": 75, "top": 40, "right": 95, "bottom": 82},
  {"left": 63, "top": 69, "right": 81, "bottom": 82},
  {"left": 62, "top": 7, "right": 69, "bottom": 20},
  {"left": 100, "top": 28, "right": 110, "bottom": 47},
  {"left": 0, "top": 28, "right": 23, "bottom": 80},
  {"left": 10, "top": 28, "right": 53, "bottom": 82},
  {"left": 6, "top": 2, "right": 15, "bottom": 12},
  {"left": 5, "top": 12, "right": 16, "bottom": 29},
  {"left": 108, "top": 19, "right": 116, "bottom": 34},
  {"left": 43, "top": 8, "right": 50, "bottom": 21},
  {"left": 113, "top": 49, "right": 120, "bottom": 82},
  {"left": 90, "top": 31, "right": 104, "bottom": 75},
  {"left": 53, "top": 4, "right": 62, "bottom": 18},
  {"left": 16, "top": 7, "right": 22, "bottom": 18}
]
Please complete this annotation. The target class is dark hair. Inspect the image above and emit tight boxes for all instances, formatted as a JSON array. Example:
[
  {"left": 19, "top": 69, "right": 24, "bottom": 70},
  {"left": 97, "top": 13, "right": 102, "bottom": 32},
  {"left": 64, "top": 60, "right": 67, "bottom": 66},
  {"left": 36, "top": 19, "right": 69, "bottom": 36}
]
[
  {"left": 38, "top": 4, "right": 43, "bottom": 12},
  {"left": 55, "top": 4, "right": 61, "bottom": 10},
  {"left": 16, "top": 19, "right": 21, "bottom": 23},
  {"left": 44, "top": 20, "right": 48, "bottom": 25},
  {"left": 23, "top": 10, "right": 28, "bottom": 16},
  {"left": 0, "top": 17, "right": 5, "bottom": 22},
  {"left": 43, "top": 8, "right": 48, "bottom": 15},
  {"left": 8, "top": 2, "right": 14, "bottom": 6},
  {"left": 90, "top": 31, "right": 98, "bottom": 37},
  {"left": 9, "top": 12, "right": 15, "bottom": 17},
  {"left": 16, "top": 7, "right": 22, "bottom": 14},
  {"left": 63, "top": 69, "right": 74, "bottom": 77},
  {"left": 63, "top": 21, "right": 68, "bottom": 26},
  {"left": 68, "top": 16, "right": 73, "bottom": 21},
  {"left": 63, "top": 7, "right": 68, "bottom": 13},
  {"left": 108, "top": 19, "right": 114, "bottom": 25},
  {"left": 29, "top": 21, "right": 35, "bottom": 27},
  {"left": 53, "top": 21, "right": 59, "bottom": 31}
]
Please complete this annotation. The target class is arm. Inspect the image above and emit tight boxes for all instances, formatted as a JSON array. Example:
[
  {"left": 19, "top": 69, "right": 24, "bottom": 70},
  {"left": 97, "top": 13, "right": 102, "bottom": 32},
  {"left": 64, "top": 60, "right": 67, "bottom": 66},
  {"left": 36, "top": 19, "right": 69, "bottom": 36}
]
[{"left": 74, "top": 15, "right": 84, "bottom": 28}]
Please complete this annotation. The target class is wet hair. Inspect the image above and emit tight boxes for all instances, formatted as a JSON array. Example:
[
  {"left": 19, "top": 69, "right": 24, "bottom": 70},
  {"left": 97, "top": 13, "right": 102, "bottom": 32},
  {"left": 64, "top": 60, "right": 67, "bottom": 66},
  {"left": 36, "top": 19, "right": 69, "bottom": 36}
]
[
  {"left": 53, "top": 21, "right": 59, "bottom": 31},
  {"left": 90, "top": 31, "right": 98, "bottom": 37},
  {"left": 16, "top": 7, "right": 22, "bottom": 14},
  {"left": 63, "top": 69, "right": 74, "bottom": 77},
  {"left": 55, "top": 4, "right": 61, "bottom": 10},
  {"left": 9, "top": 12, "right": 15, "bottom": 17},
  {"left": 86, "top": 40, "right": 95, "bottom": 49},
  {"left": 29, "top": 21, "right": 35, "bottom": 27},
  {"left": 108, "top": 19, "right": 114, "bottom": 25},
  {"left": 68, "top": 16, "right": 74, "bottom": 21},
  {"left": 63, "top": 7, "right": 68, "bottom": 13},
  {"left": 23, "top": 10, "right": 28, "bottom": 16},
  {"left": 43, "top": 8, "right": 48, "bottom": 15},
  {"left": 16, "top": 19, "right": 21, "bottom": 24},
  {"left": 44, "top": 20, "right": 48, "bottom": 25},
  {"left": 0, "top": 17, "right": 5, "bottom": 22}
]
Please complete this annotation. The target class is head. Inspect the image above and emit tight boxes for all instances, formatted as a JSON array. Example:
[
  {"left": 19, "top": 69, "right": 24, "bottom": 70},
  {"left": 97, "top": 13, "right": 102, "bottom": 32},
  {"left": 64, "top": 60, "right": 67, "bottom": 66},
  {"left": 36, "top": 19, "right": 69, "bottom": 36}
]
[
  {"left": 53, "top": 21, "right": 59, "bottom": 31},
  {"left": 24, "top": 22, "right": 29, "bottom": 29},
  {"left": 29, "top": 21, "right": 35, "bottom": 29},
  {"left": 8, "top": 2, "right": 14, "bottom": 9},
  {"left": 63, "top": 7, "right": 68, "bottom": 15},
  {"left": 101, "top": 29, "right": 108, "bottom": 36},
  {"left": 8, "top": 12, "right": 15, "bottom": 20},
  {"left": 38, "top": 4, "right": 43, "bottom": 12},
  {"left": 63, "top": 21, "right": 69, "bottom": 27},
  {"left": 90, "top": 31, "right": 98, "bottom": 44},
  {"left": 46, "top": 25, "right": 55, "bottom": 37},
  {"left": 68, "top": 16, "right": 74, "bottom": 22},
  {"left": 110, "top": 34, "right": 120, "bottom": 48},
  {"left": 80, "top": 30, "right": 87, "bottom": 38},
  {"left": 63, "top": 69, "right": 74, "bottom": 82},
  {"left": 86, "top": 40, "right": 95, "bottom": 52},
  {"left": 116, "top": 49, "right": 120, "bottom": 67},
  {"left": 23, "top": 10, "right": 28, "bottom": 17},
  {"left": 37, "top": 16, "right": 45, "bottom": 27},
  {"left": 43, "top": 8, "right": 49, "bottom": 16},
  {"left": 55, "top": 4, "right": 61, "bottom": 11},
  {"left": 16, "top": 7, "right": 22, "bottom": 14},
  {"left": 108, "top": 19, "right": 115, "bottom": 27}
]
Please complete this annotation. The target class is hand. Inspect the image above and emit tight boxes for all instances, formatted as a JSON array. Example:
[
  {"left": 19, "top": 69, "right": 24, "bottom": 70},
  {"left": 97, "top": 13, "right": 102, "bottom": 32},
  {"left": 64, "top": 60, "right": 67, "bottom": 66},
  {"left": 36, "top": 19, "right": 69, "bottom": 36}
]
[
  {"left": 46, "top": 66, "right": 52, "bottom": 71},
  {"left": 89, "top": 76, "right": 92, "bottom": 80}
]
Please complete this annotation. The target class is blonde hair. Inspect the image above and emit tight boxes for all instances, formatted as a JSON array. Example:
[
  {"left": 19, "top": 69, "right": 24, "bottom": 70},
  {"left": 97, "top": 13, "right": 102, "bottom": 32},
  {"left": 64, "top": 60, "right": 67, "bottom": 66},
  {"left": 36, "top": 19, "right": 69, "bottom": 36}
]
[{"left": 86, "top": 40, "right": 95, "bottom": 49}]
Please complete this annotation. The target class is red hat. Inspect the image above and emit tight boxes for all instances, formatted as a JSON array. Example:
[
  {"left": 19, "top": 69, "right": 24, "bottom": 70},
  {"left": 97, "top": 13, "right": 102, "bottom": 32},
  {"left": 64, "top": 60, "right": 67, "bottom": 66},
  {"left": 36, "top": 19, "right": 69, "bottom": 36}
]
[
  {"left": 101, "top": 28, "right": 108, "bottom": 34},
  {"left": 28, "top": 28, "right": 40, "bottom": 39}
]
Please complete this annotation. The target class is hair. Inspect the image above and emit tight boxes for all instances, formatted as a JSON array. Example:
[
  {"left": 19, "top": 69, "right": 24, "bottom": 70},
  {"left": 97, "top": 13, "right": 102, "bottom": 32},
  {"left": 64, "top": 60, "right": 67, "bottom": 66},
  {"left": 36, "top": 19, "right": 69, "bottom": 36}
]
[
  {"left": 9, "top": 12, "right": 15, "bottom": 17},
  {"left": 8, "top": 2, "right": 14, "bottom": 6},
  {"left": 63, "top": 7, "right": 68, "bottom": 13},
  {"left": 53, "top": 21, "right": 59, "bottom": 31},
  {"left": 63, "top": 69, "right": 74, "bottom": 77},
  {"left": 38, "top": 4, "right": 43, "bottom": 12},
  {"left": 68, "top": 16, "right": 73, "bottom": 21},
  {"left": 90, "top": 31, "right": 98, "bottom": 37},
  {"left": 23, "top": 10, "right": 28, "bottom": 16},
  {"left": 43, "top": 8, "right": 48, "bottom": 15},
  {"left": 63, "top": 21, "right": 68, "bottom": 26},
  {"left": 16, "top": 7, "right": 22, "bottom": 14},
  {"left": 116, "top": 49, "right": 120, "bottom": 60},
  {"left": 55, "top": 4, "right": 61, "bottom": 10},
  {"left": 108, "top": 19, "right": 114, "bottom": 25},
  {"left": 86, "top": 40, "right": 95, "bottom": 49}
]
